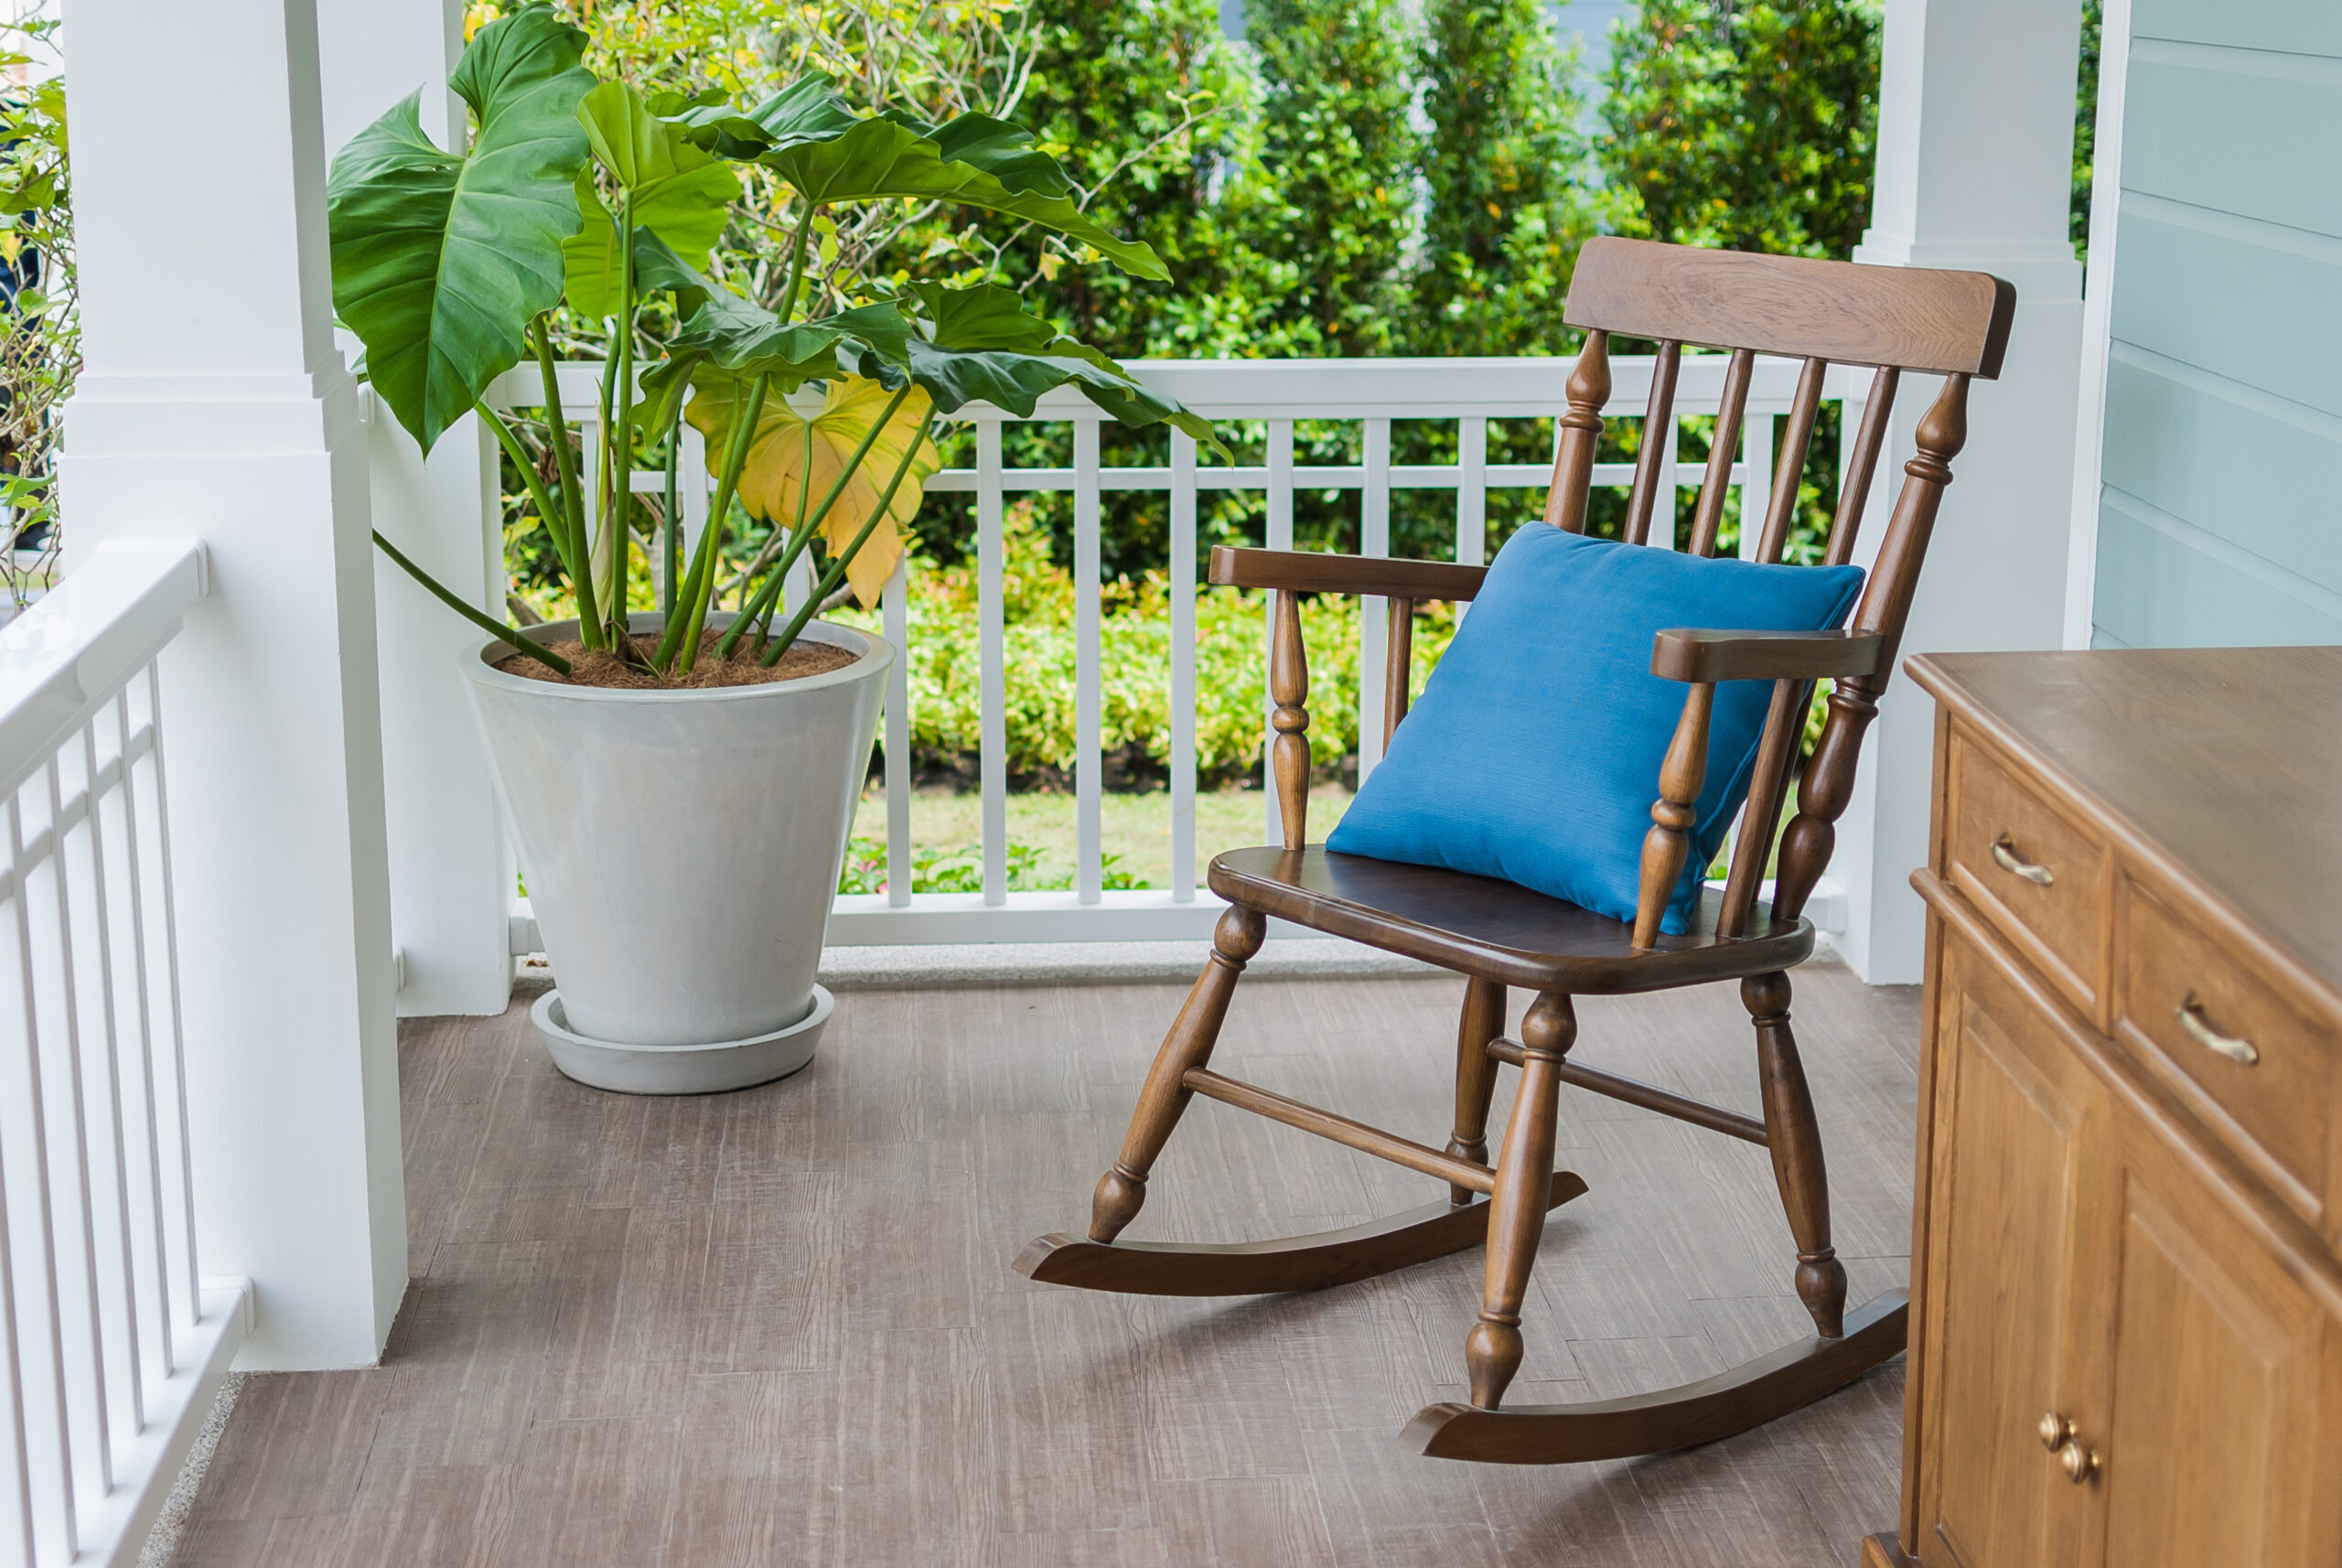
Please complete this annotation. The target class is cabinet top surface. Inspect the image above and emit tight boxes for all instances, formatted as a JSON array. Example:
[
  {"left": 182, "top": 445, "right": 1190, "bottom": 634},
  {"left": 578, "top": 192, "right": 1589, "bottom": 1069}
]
[{"left": 1907, "top": 646, "right": 2342, "bottom": 1000}]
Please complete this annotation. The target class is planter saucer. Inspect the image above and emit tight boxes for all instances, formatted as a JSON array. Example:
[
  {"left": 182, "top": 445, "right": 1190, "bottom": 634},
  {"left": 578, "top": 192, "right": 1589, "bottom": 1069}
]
[{"left": 532, "top": 985, "right": 832, "bottom": 1095}]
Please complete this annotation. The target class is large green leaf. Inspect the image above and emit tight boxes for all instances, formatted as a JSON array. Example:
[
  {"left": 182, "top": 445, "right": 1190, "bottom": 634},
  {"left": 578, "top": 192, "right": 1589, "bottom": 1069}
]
[
  {"left": 675, "top": 78, "right": 1167, "bottom": 281},
  {"left": 886, "top": 284, "right": 1226, "bottom": 458},
  {"left": 562, "top": 81, "right": 740, "bottom": 318},
  {"left": 906, "top": 112, "right": 1073, "bottom": 199},
  {"left": 328, "top": 5, "right": 594, "bottom": 452},
  {"left": 677, "top": 296, "right": 911, "bottom": 379},
  {"left": 667, "top": 75, "right": 854, "bottom": 161},
  {"left": 561, "top": 176, "right": 626, "bottom": 323}
]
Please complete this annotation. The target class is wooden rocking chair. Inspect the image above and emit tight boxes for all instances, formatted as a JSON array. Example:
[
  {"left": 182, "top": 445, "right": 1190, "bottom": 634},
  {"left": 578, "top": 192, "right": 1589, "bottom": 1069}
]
[{"left": 1013, "top": 238, "right": 2017, "bottom": 1465}]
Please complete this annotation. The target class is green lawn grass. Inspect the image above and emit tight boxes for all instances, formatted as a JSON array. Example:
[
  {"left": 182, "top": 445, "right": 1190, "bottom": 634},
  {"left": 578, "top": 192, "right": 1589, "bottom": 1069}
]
[{"left": 847, "top": 783, "right": 1356, "bottom": 893}]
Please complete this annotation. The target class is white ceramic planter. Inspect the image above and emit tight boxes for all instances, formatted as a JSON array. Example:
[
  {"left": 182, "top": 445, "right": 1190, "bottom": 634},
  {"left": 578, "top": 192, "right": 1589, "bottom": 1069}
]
[{"left": 459, "top": 612, "right": 890, "bottom": 1091}]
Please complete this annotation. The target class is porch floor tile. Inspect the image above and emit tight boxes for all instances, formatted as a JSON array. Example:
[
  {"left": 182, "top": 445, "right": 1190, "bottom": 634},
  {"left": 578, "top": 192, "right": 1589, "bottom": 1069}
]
[{"left": 167, "top": 960, "right": 1919, "bottom": 1566}]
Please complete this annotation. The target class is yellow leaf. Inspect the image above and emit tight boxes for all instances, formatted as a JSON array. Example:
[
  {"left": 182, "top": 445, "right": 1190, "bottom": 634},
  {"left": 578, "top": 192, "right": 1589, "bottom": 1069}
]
[{"left": 685, "top": 375, "right": 940, "bottom": 609}]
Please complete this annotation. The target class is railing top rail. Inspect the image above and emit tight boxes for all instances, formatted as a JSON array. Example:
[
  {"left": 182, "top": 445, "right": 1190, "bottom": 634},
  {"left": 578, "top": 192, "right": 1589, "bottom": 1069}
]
[
  {"left": 0, "top": 536, "right": 208, "bottom": 800},
  {"left": 483, "top": 354, "right": 1870, "bottom": 424}
]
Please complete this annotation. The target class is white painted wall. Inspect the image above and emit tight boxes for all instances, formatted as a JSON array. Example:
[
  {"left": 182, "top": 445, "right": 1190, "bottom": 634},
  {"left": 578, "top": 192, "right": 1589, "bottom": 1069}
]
[
  {"left": 1839, "top": 0, "right": 2090, "bottom": 983},
  {"left": 58, "top": 0, "right": 406, "bottom": 1367},
  {"left": 317, "top": 0, "right": 516, "bottom": 1018}
]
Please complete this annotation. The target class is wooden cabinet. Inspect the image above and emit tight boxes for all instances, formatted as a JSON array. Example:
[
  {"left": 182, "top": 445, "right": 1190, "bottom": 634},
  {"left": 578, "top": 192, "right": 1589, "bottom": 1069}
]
[
  {"left": 1869, "top": 649, "right": 2342, "bottom": 1568},
  {"left": 1911, "top": 937, "right": 2104, "bottom": 1568},
  {"left": 2084, "top": 1106, "right": 2334, "bottom": 1568}
]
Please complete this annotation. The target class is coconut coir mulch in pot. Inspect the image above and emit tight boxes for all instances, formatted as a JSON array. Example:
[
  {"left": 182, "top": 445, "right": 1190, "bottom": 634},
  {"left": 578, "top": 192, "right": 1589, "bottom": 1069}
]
[{"left": 495, "top": 631, "right": 860, "bottom": 690}]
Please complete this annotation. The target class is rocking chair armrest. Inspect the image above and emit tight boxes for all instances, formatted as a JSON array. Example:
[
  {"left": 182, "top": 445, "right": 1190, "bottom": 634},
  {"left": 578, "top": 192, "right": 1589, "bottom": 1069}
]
[
  {"left": 1209, "top": 546, "right": 1488, "bottom": 602},
  {"left": 1649, "top": 628, "right": 1885, "bottom": 685}
]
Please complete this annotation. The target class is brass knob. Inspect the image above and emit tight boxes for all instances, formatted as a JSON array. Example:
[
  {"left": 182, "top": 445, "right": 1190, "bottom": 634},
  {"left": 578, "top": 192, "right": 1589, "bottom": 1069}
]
[
  {"left": 2057, "top": 1440, "right": 2099, "bottom": 1483},
  {"left": 2036, "top": 1410, "right": 2072, "bottom": 1451}
]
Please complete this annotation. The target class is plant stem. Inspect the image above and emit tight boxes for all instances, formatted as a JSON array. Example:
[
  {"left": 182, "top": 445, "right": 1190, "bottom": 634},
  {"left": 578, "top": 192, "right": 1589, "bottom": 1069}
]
[
  {"left": 661, "top": 424, "right": 681, "bottom": 624},
  {"left": 372, "top": 530, "right": 573, "bottom": 675},
  {"left": 773, "top": 203, "right": 817, "bottom": 327},
  {"left": 714, "top": 385, "right": 910, "bottom": 663},
  {"left": 474, "top": 399, "right": 582, "bottom": 591},
  {"left": 606, "top": 195, "right": 635, "bottom": 650},
  {"left": 530, "top": 317, "right": 602, "bottom": 650},
  {"left": 655, "top": 371, "right": 768, "bottom": 674},
  {"left": 761, "top": 408, "right": 934, "bottom": 667}
]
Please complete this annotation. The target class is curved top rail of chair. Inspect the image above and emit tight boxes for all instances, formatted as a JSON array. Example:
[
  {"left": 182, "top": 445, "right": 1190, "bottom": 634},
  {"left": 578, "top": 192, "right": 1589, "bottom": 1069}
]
[{"left": 1563, "top": 236, "right": 2018, "bottom": 380}]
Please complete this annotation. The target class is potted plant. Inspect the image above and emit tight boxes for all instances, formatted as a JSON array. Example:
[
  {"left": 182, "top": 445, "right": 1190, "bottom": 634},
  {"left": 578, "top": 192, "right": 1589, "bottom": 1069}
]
[{"left": 328, "top": 5, "right": 1219, "bottom": 1092}]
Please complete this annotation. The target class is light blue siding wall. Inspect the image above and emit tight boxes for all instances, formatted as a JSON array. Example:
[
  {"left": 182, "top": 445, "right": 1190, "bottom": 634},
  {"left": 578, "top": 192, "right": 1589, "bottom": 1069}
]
[{"left": 2091, "top": 2, "right": 2342, "bottom": 648}]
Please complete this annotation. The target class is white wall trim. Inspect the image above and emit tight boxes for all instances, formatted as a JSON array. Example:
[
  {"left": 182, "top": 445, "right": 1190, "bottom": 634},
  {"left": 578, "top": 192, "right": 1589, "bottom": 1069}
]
[{"left": 2065, "top": 0, "right": 2134, "bottom": 650}]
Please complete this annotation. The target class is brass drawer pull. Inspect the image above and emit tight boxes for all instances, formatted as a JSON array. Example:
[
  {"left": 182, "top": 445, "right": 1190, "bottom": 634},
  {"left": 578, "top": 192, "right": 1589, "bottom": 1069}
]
[
  {"left": 1991, "top": 833, "right": 2054, "bottom": 886},
  {"left": 2177, "top": 993, "right": 2259, "bottom": 1067},
  {"left": 2037, "top": 1411, "right": 2072, "bottom": 1451}
]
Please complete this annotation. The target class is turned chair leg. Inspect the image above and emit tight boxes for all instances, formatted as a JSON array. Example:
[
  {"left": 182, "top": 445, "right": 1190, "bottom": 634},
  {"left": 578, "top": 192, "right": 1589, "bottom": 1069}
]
[
  {"left": 1445, "top": 980, "right": 1507, "bottom": 1206},
  {"left": 1745, "top": 971, "right": 1848, "bottom": 1337},
  {"left": 1089, "top": 906, "right": 1267, "bottom": 1243},
  {"left": 1466, "top": 991, "right": 1574, "bottom": 1410}
]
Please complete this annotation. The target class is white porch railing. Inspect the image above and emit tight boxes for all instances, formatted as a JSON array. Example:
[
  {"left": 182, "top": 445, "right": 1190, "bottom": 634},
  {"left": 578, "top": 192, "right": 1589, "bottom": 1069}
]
[
  {"left": 486, "top": 357, "right": 1853, "bottom": 946},
  {"left": 0, "top": 540, "right": 248, "bottom": 1568}
]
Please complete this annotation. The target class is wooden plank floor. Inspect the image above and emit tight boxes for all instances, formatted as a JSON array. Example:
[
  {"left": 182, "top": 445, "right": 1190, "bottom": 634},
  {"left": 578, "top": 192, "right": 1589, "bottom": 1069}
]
[{"left": 169, "top": 960, "right": 1919, "bottom": 1567}]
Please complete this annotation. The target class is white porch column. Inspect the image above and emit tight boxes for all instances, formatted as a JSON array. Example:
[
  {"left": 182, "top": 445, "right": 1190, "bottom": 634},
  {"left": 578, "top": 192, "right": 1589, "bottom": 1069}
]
[
  {"left": 59, "top": 0, "right": 406, "bottom": 1365},
  {"left": 317, "top": 0, "right": 516, "bottom": 1018},
  {"left": 1836, "top": 0, "right": 2089, "bottom": 983}
]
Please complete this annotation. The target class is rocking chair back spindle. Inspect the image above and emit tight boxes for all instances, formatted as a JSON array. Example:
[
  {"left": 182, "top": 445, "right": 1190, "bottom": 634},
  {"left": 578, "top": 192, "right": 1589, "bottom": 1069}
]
[{"left": 1015, "top": 237, "right": 2017, "bottom": 1466}]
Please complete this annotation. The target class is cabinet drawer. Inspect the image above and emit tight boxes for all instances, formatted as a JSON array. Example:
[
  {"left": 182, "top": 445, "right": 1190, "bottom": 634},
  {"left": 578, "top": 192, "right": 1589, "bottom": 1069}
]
[
  {"left": 2116, "top": 878, "right": 2336, "bottom": 1224},
  {"left": 1946, "top": 727, "right": 2109, "bottom": 1017}
]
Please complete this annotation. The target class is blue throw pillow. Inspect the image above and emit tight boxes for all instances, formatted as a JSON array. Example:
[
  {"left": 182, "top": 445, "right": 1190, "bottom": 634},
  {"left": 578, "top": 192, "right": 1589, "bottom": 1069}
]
[{"left": 1326, "top": 526, "right": 1864, "bottom": 936}]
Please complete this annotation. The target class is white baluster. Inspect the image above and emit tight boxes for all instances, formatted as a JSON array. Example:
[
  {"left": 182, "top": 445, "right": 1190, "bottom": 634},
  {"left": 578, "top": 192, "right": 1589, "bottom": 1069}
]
[
  {"left": 1357, "top": 419, "right": 1392, "bottom": 781},
  {"left": 1741, "top": 414, "right": 1775, "bottom": 562},
  {"left": 1456, "top": 415, "right": 1488, "bottom": 623},
  {"left": 7, "top": 789, "right": 76, "bottom": 1559},
  {"left": 883, "top": 557, "right": 911, "bottom": 910},
  {"left": 1170, "top": 431, "right": 1198, "bottom": 902},
  {"left": 141, "top": 667, "right": 199, "bottom": 1324},
  {"left": 112, "top": 693, "right": 174, "bottom": 1380},
  {"left": 42, "top": 753, "right": 115, "bottom": 1498},
  {"left": 1074, "top": 419, "right": 1102, "bottom": 905},
  {"left": 1653, "top": 413, "right": 1681, "bottom": 551},
  {"left": 680, "top": 423, "right": 711, "bottom": 591},
  {"left": 978, "top": 422, "right": 1007, "bottom": 906},
  {"left": 0, "top": 807, "right": 33, "bottom": 1565},
  {"left": 581, "top": 419, "right": 604, "bottom": 611},
  {"left": 77, "top": 724, "right": 145, "bottom": 1444}
]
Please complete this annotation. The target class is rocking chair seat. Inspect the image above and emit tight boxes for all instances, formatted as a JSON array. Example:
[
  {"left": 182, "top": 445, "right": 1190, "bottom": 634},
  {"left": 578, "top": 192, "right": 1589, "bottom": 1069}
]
[{"left": 1208, "top": 844, "right": 1813, "bottom": 997}]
